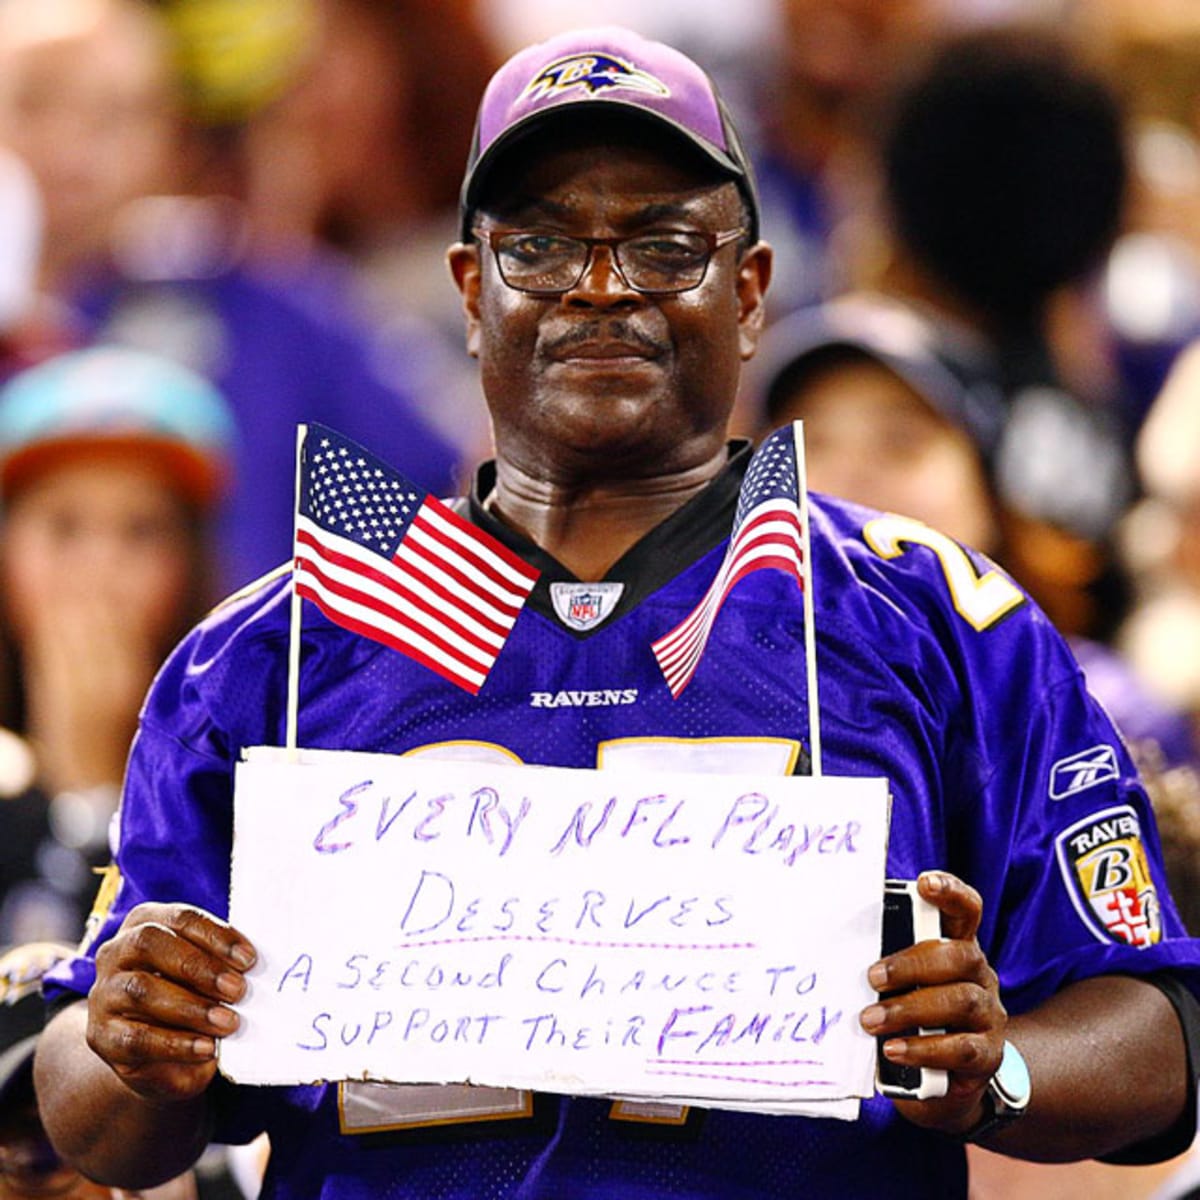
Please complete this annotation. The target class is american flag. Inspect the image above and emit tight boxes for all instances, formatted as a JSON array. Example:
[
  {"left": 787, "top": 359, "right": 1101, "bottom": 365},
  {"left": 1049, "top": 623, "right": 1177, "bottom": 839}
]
[
  {"left": 652, "top": 425, "right": 807, "bottom": 697},
  {"left": 293, "top": 424, "right": 539, "bottom": 694}
]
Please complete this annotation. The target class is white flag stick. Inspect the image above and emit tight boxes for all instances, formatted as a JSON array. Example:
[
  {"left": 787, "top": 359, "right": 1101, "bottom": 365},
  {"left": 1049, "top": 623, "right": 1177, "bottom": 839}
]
[
  {"left": 793, "top": 420, "right": 822, "bottom": 777},
  {"left": 284, "top": 423, "right": 307, "bottom": 754}
]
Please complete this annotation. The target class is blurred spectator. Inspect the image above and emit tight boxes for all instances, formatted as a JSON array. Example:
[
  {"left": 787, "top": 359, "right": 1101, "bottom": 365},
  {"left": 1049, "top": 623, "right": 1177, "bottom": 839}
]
[
  {"left": 0, "top": 146, "right": 75, "bottom": 381},
  {"left": 1118, "top": 340, "right": 1200, "bottom": 735},
  {"left": 0, "top": 0, "right": 461, "bottom": 590},
  {"left": 201, "top": 0, "right": 501, "bottom": 464},
  {"left": 0, "top": 0, "right": 181, "bottom": 302},
  {"left": 0, "top": 345, "right": 234, "bottom": 946},
  {"left": 750, "top": 291, "right": 1199, "bottom": 765},
  {"left": 1073, "top": 2, "right": 1200, "bottom": 435},
  {"left": 806, "top": 24, "right": 1141, "bottom": 636},
  {"left": 879, "top": 26, "right": 1127, "bottom": 347},
  {"left": 750, "top": 0, "right": 940, "bottom": 319},
  {"left": 0, "top": 939, "right": 247, "bottom": 1197}
]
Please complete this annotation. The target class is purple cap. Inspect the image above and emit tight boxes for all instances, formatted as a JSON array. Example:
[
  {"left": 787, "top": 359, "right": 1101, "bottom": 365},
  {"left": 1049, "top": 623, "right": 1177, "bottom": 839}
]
[{"left": 460, "top": 26, "right": 759, "bottom": 241}]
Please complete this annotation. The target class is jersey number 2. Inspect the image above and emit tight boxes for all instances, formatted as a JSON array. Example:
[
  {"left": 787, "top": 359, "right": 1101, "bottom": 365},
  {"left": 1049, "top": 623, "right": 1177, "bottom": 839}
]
[{"left": 863, "top": 514, "right": 1025, "bottom": 631}]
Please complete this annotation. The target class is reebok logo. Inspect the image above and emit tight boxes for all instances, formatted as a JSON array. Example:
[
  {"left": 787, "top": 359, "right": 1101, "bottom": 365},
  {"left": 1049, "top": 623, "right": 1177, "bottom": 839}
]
[{"left": 1050, "top": 745, "right": 1119, "bottom": 800}]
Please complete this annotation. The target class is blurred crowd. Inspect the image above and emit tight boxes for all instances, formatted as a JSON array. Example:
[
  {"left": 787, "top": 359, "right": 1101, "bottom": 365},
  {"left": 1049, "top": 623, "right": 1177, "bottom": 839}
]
[{"left": 1, "top": 0, "right": 1200, "bottom": 1195}]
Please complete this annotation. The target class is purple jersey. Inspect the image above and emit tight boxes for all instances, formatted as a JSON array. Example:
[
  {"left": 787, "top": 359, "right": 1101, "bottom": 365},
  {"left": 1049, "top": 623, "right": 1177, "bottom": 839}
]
[{"left": 49, "top": 444, "right": 1200, "bottom": 1198}]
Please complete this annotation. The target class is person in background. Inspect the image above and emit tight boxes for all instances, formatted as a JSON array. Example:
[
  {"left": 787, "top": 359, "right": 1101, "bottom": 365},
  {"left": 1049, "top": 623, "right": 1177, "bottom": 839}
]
[
  {"left": 872, "top": 24, "right": 1135, "bottom": 534},
  {"left": 749, "top": 0, "right": 941, "bottom": 319},
  {"left": 0, "top": 0, "right": 461, "bottom": 591},
  {"left": 199, "top": 0, "right": 501, "bottom": 466},
  {"left": 764, "top": 23, "right": 1138, "bottom": 646},
  {"left": 0, "top": 344, "right": 235, "bottom": 947},
  {"left": 1119, "top": 340, "right": 1200, "bottom": 749}
]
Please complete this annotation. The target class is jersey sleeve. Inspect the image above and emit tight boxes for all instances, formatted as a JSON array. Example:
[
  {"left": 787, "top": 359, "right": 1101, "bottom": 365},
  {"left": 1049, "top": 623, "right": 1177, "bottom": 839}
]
[
  {"left": 944, "top": 595, "right": 1200, "bottom": 1013},
  {"left": 827, "top": 499, "right": 1200, "bottom": 1010}
]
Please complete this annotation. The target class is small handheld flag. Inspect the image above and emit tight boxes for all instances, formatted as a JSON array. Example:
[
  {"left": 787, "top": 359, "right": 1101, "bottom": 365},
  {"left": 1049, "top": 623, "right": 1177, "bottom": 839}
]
[
  {"left": 652, "top": 423, "right": 818, "bottom": 763},
  {"left": 290, "top": 424, "right": 538, "bottom": 703}
]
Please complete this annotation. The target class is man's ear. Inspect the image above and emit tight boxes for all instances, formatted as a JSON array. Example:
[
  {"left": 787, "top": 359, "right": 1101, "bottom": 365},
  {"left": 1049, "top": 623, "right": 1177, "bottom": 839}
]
[
  {"left": 736, "top": 241, "right": 774, "bottom": 362},
  {"left": 447, "top": 242, "right": 483, "bottom": 358}
]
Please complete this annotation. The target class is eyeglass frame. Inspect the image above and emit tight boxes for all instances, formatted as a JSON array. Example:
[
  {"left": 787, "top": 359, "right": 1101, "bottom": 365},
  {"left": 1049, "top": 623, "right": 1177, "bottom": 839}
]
[{"left": 471, "top": 226, "right": 749, "bottom": 296}]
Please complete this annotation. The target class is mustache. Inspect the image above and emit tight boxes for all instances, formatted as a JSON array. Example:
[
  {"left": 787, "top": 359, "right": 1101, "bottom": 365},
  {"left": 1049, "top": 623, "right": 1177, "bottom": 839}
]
[{"left": 543, "top": 320, "right": 665, "bottom": 356}]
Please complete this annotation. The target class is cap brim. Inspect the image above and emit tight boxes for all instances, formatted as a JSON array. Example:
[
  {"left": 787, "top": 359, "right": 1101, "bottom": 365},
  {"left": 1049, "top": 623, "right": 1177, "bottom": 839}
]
[
  {"left": 461, "top": 99, "right": 755, "bottom": 241},
  {"left": 1, "top": 436, "right": 226, "bottom": 510},
  {"left": 752, "top": 303, "right": 1008, "bottom": 462}
]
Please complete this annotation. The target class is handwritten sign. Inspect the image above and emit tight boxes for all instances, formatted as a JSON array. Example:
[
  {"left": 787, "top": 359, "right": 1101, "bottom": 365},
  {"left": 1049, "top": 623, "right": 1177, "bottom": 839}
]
[{"left": 220, "top": 747, "right": 890, "bottom": 1113}]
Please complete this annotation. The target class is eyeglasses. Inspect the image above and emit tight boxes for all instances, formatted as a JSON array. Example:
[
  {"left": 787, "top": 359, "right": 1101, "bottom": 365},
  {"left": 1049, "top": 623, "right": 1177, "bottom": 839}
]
[{"left": 474, "top": 227, "right": 747, "bottom": 296}]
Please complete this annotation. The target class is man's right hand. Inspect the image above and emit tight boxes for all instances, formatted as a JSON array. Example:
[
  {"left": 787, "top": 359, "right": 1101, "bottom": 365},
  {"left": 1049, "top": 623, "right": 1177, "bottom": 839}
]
[{"left": 86, "top": 902, "right": 257, "bottom": 1104}]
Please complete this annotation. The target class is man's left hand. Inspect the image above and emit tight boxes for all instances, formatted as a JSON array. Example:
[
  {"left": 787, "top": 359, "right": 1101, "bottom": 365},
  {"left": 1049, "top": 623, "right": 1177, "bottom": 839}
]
[{"left": 860, "top": 871, "right": 1007, "bottom": 1134}]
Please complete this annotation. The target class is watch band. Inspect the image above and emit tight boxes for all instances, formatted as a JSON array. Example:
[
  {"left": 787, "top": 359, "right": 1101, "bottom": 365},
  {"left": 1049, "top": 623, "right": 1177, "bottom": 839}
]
[{"left": 959, "top": 1039, "right": 1031, "bottom": 1143}]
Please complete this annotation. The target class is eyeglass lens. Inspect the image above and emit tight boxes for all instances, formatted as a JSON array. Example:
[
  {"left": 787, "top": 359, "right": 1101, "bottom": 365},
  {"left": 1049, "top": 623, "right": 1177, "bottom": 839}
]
[{"left": 493, "top": 232, "right": 719, "bottom": 294}]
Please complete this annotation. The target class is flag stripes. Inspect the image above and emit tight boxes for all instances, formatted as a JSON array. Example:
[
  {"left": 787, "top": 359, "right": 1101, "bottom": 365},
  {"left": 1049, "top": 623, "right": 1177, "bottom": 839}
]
[
  {"left": 652, "top": 425, "right": 808, "bottom": 698},
  {"left": 652, "top": 505, "right": 804, "bottom": 695},
  {"left": 292, "top": 425, "right": 538, "bottom": 695}
]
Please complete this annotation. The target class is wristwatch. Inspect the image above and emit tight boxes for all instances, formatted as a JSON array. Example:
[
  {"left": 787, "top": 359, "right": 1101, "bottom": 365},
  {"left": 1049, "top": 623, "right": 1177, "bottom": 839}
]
[{"left": 960, "top": 1040, "right": 1031, "bottom": 1143}]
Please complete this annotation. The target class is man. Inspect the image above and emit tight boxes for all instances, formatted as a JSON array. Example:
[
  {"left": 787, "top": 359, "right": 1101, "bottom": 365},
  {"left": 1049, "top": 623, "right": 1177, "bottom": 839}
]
[{"left": 32, "top": 26, "right": 1200, "bottom": 1198}]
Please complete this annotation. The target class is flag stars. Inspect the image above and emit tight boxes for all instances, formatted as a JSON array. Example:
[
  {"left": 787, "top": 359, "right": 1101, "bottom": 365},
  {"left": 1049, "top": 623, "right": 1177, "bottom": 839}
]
[{"left": 302, "top": 429, "right": 433, "bottom": 547}]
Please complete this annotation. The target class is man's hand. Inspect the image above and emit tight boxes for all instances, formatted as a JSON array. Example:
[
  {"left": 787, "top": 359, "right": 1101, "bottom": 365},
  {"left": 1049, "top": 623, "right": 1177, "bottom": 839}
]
[
  {"left": 859, "top": 871, "right": 1006, "bottom": 1134},
  {"left": 87, "top": 903, "right": 257, "bottom": 1105}
]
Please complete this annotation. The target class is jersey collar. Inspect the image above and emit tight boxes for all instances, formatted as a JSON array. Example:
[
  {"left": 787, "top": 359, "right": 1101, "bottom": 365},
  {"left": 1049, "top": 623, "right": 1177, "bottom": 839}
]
[{"left": 462, "top": 441, "right": 752, "bottom": 628}]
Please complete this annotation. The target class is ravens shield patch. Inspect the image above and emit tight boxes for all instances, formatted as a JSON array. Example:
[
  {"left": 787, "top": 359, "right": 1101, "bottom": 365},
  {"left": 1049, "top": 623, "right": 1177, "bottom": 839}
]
[{"left": 1055, "top": 805, "right": 1162, "bottom": 947}]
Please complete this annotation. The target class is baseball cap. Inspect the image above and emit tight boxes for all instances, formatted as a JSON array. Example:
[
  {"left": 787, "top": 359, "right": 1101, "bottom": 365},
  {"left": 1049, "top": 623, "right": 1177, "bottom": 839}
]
[
  {"left": 0, "top": 942, "right": 73, "bottom": 1109},
  {"left": 751, "top": 293, "right": 1009, "bottom": 463},
  {"left": 459, "top": 25, "right": 760, "bottom": 241},
  {"left": 0, "top": 345, "right": 236, "bottom": 509}
]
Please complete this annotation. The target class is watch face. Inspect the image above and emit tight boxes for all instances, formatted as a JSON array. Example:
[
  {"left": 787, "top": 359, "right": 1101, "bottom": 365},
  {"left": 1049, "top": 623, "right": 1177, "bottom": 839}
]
[{"left": 993, "top": 1040, "right": 1032, "bottom": 1111}]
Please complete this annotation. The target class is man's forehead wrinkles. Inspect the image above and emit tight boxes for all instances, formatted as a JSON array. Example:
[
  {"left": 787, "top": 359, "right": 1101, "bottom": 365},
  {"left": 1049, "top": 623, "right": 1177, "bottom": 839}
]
[{"left": 489, "top": 190, "right": 733, "bottom": 231}]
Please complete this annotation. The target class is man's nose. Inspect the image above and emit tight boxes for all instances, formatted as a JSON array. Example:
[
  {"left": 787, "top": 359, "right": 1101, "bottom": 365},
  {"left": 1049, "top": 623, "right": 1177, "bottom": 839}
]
[{"left": 564, "top": 244, "right": 639, "bottom": 307}]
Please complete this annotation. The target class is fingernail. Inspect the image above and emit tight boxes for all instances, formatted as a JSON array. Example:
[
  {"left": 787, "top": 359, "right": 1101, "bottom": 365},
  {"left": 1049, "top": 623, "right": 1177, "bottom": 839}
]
[
  {"left": 230, "top": 943, "right": 256, "bottom": 970},
  {"left": 922, "top": 872, "right": 945, "bottom": 894},
  {"left": 882, "top": 1039, "right": 908, "bottom": 1061},
  {"left": 192, "top": 1037, "right": 216, "bottom": 1059},
  {"left": 216, "top": 971, "right": 245, "bottom": 1001},
  {"left": 867, "top": 962, "right": 888, "bottom": 990},
  {"left": 208, "top": 1006, "right": 238, "bottom": 1033},
  {"left": 861, "top": 1004, "right": 886, "bottom": 1031}
]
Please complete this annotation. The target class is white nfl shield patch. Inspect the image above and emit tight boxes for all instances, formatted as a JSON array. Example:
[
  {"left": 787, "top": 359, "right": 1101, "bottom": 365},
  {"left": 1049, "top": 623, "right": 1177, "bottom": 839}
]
[{"left": 549, "top": 582, "right": 624, "bottom": 631}]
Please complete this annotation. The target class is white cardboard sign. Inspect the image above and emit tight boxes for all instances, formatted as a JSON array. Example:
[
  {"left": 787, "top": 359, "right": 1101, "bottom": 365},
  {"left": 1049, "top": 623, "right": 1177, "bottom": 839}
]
[{"left": 221, "top": 747, "right": 890, "bottom": 1113}]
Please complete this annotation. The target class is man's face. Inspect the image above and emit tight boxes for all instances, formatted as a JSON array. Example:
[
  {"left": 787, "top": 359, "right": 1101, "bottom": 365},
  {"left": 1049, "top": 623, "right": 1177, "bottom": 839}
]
[{"left": 449, "top": 127, "right": 771, "bottom": 482}]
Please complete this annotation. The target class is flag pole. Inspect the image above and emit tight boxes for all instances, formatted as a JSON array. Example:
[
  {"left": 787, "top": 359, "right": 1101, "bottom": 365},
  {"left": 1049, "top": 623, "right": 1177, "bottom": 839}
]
[
  {"left": 285, "top": 423, "right": 307, "bottom": 755},
  {"left": 793, "top": 420, "right": 822, "bottom": 777}
]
